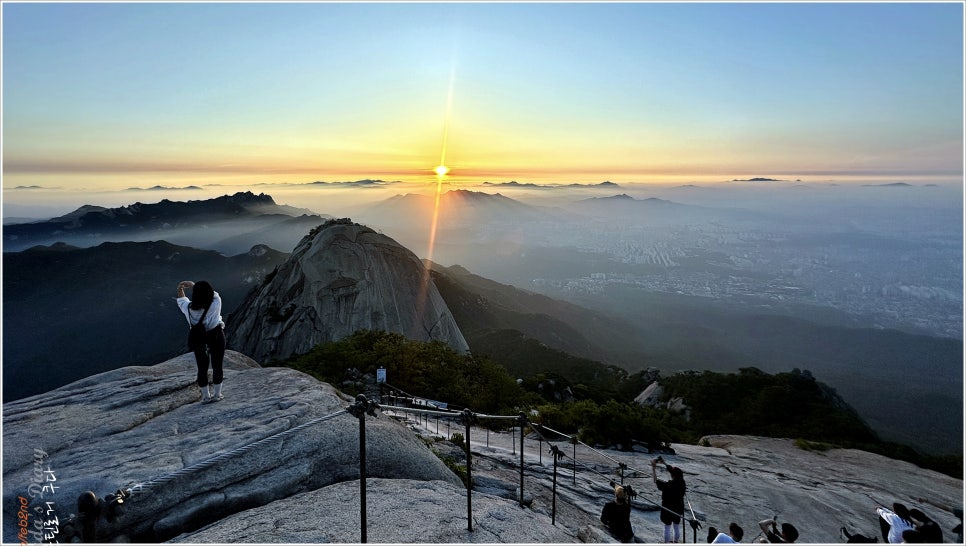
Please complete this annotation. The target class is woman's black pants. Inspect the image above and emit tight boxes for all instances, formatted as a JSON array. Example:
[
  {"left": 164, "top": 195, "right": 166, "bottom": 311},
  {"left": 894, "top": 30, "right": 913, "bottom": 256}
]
[{"left": 194, "top": 326, "right": 226, "bottom": 387}]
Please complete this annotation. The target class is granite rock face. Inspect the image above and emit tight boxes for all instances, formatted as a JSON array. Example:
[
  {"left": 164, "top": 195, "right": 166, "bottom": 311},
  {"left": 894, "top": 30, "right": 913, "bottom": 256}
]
[
  {"left": 432, "top": 427, "right": 965, "bottom": 544},
  {"left": 172, "top": 478, "right": 578, "bottom": 543},
  {"left": 4, "top": 348, "right": 962, "bottom": 544},
  {"left": 1, "top": 351, "right": 461, "bottom": 543},
  {"left": 227, "top": 218, "right": 469, "bottom": 364},
  {"left": 168, "top": 414, "right": 966, "bottom": 544}
]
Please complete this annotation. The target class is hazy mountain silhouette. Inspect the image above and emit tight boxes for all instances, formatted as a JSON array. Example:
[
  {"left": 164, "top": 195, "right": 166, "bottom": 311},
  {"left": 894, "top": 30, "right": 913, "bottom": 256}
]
[
  {"left": 2, "top": 191, "right": 331, "bottom": 253},
  {"left": 353, "top": 189, "right": 574, "bottom": 270},
  {"left": 480, "top": 180, "right": 621, "bottom": 189},
  {"left": 359, "top": 189, "right": 564, "bottom": 230},
  {"left": 209, "top": 213, "right": 330, "bottom": 254},
  {"left": 570, "top": 193, "right": 779, "bottom": 225},
  {"left": 49, "top": 204, "right": 110, "bottom": 222},
  {"left": 731, "top": 177, "right": 786, "bottom": 182},
  {"left": 426, "top": 261, "right": 647, "bottom": 368}
]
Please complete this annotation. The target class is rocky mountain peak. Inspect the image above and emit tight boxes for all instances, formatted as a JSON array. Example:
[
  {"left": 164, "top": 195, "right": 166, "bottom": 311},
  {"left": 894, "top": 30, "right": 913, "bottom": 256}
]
[
  {"left": 227, "top": 218, "right": 469, "bottom": 364},
  {"left": 246, "top": 244, "right": 273, "bottom": 257}
]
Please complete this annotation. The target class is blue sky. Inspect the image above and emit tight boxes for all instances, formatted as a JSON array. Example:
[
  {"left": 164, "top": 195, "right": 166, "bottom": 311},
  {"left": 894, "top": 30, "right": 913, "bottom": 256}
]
[{"left": 2, "top": 2, "right": 963, "bottom": 192}]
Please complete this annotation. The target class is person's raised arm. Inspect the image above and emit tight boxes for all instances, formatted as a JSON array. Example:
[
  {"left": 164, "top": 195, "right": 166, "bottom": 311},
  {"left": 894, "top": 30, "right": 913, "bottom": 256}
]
[{"left": 177, "top": 280, "right": 194, "bottom": 298}]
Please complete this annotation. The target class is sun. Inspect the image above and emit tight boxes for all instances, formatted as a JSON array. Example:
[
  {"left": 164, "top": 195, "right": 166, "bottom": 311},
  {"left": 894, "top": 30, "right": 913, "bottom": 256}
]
[{"left": 433, "top": 165, "right": 450, "bottom": 177}]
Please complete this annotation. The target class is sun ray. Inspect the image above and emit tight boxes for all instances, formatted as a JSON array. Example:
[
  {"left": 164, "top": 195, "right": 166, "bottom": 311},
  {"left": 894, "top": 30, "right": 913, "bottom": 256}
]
[
  {"left": 414, "top": 57, "right": 458, "bottom": 340},
  {"left": 425, "top": 60, "right": 456, "bottom": 266}
]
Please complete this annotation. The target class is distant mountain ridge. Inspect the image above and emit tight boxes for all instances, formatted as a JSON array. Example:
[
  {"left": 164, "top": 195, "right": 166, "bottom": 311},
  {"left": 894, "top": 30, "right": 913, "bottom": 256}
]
[
  {"left": 480, "top": 180, "right": 620, "bottom": 189},
  {"left": 354, "top": 189, "right": 572, "bottom": 267},
  {"left": 49, "top": 204, "right": 110, "bottom": 222},
  {"left": 568, "top": 193, "right": 785, "bottom": 226},
  {"left": 22, "top": 191, "right": 308, "bottom": 228},
  {"left": 361, "top": 189, "right": 562, "bottom": 229},
  {"left": 3, "top": 191, "right": 331, "bottom": 253}
]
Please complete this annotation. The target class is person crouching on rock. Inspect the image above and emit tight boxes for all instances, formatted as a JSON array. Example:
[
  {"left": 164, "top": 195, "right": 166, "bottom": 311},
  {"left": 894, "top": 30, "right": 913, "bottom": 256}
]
[
  {"left": 652, "top": 457, "right": 686, "bottom": 543},
  {"left": 600, "top": 483, "right": 635, "bottom": 543},
  {"left": 177, "top": 280, "right": 226, "bottom": 403}
]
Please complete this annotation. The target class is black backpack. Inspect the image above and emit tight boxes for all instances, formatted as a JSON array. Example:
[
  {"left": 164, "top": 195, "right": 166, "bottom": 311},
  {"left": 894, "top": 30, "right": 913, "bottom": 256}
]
[{"left": 187, "top": 306, "right": 210, "bottom": 351}]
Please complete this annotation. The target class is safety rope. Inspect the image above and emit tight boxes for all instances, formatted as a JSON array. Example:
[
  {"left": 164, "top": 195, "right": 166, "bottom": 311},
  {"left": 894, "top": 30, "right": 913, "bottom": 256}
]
[
  {"left": 379, "top": 387, "right": 744, "bottom": 539},
  {"left": 127, "top": 408, "right": 349, "bottom": 493},
  {"left": 381, "top": 403, "right": 522, "bottom": 422},
  {"left": 381, "top": 403, "right": 462, "bottom": 420},
  {"left": 528, "top": 418, "right": 704, "bottom": 529},
  {"left": 382, "top": 398, "right": 702, "bottom": 527},
  {"left": 534, "top": 422, "right": 624, "bottom": 468},
  {"left": 381, "top": 383, "right": 471, "bottom": 412},
  {"left": 75, "top": 379, "right": 744, "bottom": 544}
]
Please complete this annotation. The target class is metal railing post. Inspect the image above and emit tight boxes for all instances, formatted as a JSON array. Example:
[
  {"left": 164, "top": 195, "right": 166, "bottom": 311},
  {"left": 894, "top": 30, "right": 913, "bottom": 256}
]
[
  {"left": 549, "top": 445, "right": 563, "bottom": 525},
  {"left": 518, "top": 413, "right": 525, "bottom": 506},
  {"left": 360, "top": 406, "right": 367, "bottom": 543},
  {"left": 462, "top": 409, "right": 475, "bottom": 532},
  {"left": 572, "top": 436, "right": 577, "bottom": 485},
  {"left": 512, "top": 424, "right": 516, "bottom": 454},
  {"left": 348, "top": 394, "right": 379, "bottom": 544}
]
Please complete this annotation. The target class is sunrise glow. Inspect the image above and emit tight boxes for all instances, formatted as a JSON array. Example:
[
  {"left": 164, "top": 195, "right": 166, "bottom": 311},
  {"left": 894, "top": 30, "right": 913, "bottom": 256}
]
[{"left": 0, "top": 3, "right": 961, "bottom": 198}]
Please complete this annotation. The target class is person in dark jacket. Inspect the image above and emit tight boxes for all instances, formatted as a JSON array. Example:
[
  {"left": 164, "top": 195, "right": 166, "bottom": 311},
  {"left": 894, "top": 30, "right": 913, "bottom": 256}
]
[
  {"left": 710, "top": 523, "right": 745, "bottom": 543},
  {"left": 600, "top": 484, "right": 634, "bottom": 543},
  {"left": 652, "top": 457, "right": 687, "bottom": 543},
  {"left": 904, "top": 508, "right": 943, "bottom": 543}
]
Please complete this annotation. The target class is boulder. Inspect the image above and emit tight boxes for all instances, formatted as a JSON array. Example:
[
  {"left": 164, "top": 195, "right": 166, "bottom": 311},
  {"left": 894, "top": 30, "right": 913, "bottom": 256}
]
[
  {"left": 1, "top": 351, "right": 461, "bottom": 543},
  {"left": 226, "top": 218, "right": 469, "bottom": 364},
  {"left": 666, "top": 396, "right": 691, "bottom": 420},
  {"left": 634, "top": 381, "right": 663, "bottom": 407}
]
